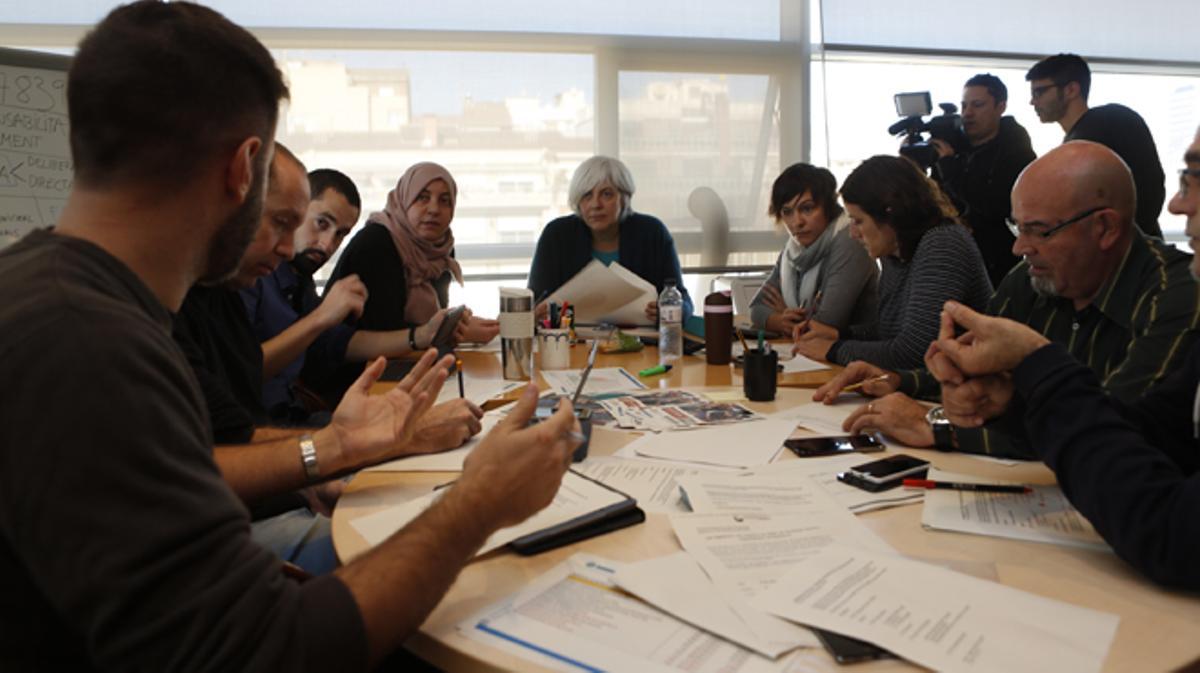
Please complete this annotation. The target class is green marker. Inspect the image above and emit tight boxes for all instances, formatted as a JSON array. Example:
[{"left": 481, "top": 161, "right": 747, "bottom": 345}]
[{"left": 638, "top": 364, "right": 673, "bottom": 377}]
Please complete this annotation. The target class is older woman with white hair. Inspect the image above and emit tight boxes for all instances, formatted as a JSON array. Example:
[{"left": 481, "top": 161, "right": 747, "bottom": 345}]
[{"left": 528, "top": 155, "right": 692, "bottom": 319}]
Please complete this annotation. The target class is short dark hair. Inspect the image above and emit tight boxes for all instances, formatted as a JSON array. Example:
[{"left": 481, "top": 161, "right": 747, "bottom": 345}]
[
  {"left": 308, "top": 168, "right": 362, "bottom": 211},
  {"left": 964, "top": 73, "right": 1007, "bottom": 104},
  {"left": 768, "top": 163, "right": 843, "bottom": 223},
  {"left": 840, "top": 155, "right": 960, "bottom": 261},
  {"left": 68, "top": 1, "right": 289, "bottom": 189},
  {"left": 1025, "top": 53, "right": 1091, "bottom": 101}
]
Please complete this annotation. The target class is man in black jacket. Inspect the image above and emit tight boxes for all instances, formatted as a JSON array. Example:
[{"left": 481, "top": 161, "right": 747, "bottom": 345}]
[
  {"left": 931, "top": 73, "right": 1036, "bottom": 287},
  {"left": 920, "top": 128, "right": 1200, "bottom": 589},
  {"left": 1026, "top": 53, "right": 1165, "bottom": 239}
]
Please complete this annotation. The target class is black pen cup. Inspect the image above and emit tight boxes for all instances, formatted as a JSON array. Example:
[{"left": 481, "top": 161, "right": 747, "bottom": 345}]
[{"left": 742, "top": 348, "right": 778, "bottom": 402}]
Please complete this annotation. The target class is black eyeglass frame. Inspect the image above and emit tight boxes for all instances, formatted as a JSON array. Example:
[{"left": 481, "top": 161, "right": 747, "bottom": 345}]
[{"left": 1006, "top": 205, "right": 1109, "bottom": 240}]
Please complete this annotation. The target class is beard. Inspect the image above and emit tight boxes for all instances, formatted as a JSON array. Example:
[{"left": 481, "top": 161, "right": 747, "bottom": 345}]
[
  {"left": 290, "top": 247, "right": 327, "bottom": 277},
  {"left": 197, "top": 158, "right": 268, "bottom": 285},
  {"left": 1030, "top": 275, "right": 1059, "bottom": 297}
]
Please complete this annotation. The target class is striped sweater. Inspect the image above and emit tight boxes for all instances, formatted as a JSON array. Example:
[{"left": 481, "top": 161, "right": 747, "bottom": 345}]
[{"left": 828, "top": 223, "right": 992, "bottom": 370}]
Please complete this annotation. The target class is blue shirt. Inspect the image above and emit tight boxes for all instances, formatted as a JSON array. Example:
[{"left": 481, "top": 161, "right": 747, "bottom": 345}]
[
  {"left": 240, "top": 261, "right": 356, "bottom": 415},
  {"left": 591, "top": 249, "right": 619, "bottom": 266}
]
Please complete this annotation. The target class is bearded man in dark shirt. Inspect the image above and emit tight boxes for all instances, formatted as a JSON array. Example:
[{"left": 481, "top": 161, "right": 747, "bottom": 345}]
[{"left": 0, "top": 3, "right": 580, "bottom": 671}]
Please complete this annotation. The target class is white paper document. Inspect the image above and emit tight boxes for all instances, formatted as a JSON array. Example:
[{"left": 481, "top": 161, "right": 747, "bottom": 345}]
[
  {"left": 364, "top": 410, "right": 505, "bottom": 473},
  {"left": 670, "top": 493, "right": 893, "bottom": 601},
  {"left": 349, "top": 471, "right": 628, "bottom": 554},
  {"left": 540, "top": 367, "right": 646, "bottom": 397},
  {"left": 771, "top": 400, "right": 861, "bottom": 436},
  {"left": 756, "top": 545, "right": 1120, "bottom": 673},
  {"left": 551, "top": 259, "right": 657, "bottom": 326},
  {"left": 435, "top": 376, "right": 520, "bottom": 406},
  {"left": 920, "top": 469, "right": 1110, "bottom": 551},
  {"left": 627, "top": 418, "right": 796, "bottom": 468},
  {"left": 574, "top": 455, "right": 719, "bottom": 514},
  {"left": 614, "top": 552, "right": 819, "bottom": 657},
  {"left": 460, "top": 554, "right": 814, "bottom": 673},
  {"left": 745, "top": 455, "right": 925, "bottom": 513},
  {"left": 732, "top": 343, "right": 829, "bottom": 374}
]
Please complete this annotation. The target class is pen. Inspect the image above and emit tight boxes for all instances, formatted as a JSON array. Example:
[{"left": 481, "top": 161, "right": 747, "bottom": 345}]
[
  {"left": 842, "top": 374, "right": 891, "bottom": 392},
  {"left": 757, "top": 329, "right": 765, "bottom": 353},
  {"left": 637, "top": 363, "right": 672, "bottom": 377},
  {"left": 456, "top": 360, "right": 465, "bottom": 398},
  {"left": 571, "top": 337, "right": 602, "bottom": 405},
  {"left": 736, "top": 327, "right": 750, "bottom": 354},
  {"left": 797, "top": 290, "right": 824, "bottom": 337},
  {"left": 902, "top": 479, "right": 1032, "bottom": 494}
]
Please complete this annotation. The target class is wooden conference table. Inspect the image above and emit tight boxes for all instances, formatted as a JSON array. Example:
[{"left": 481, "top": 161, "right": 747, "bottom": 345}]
[{"left": 334, "top": 344, "right": 1200, "bottom": 673}]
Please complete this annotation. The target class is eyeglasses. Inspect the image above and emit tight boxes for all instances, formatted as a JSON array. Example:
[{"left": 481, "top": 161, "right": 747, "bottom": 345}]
[
  {"left": 1006, "top": 205, "right": 1108, "bottom": 240},
  {"left": 1178, "top": 168, "right": 1200, "bottom": 197},
  {"left": 1030, "top": 83, "right": 1061, "bottom": 99}
]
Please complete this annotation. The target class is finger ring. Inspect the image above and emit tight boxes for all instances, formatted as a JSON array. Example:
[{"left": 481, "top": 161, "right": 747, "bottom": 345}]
[{"left": 866, "top": 403, "right": 875, "bottom": 413}]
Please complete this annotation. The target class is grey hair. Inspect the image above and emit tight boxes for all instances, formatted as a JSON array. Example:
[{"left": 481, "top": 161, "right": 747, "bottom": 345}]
[{"left": 568, "top": 155, "right": 636, "bottom": 221}]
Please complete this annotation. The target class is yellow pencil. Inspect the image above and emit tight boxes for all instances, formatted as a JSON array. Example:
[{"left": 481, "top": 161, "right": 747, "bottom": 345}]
[{"left": 841, "top": 374, "right": 890, "bottom": 393}]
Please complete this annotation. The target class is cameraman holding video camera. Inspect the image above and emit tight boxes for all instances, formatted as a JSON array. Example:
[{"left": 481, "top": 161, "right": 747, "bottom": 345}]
[{"left": 929, "top": 74, "right": 1036, "bottom": 288}]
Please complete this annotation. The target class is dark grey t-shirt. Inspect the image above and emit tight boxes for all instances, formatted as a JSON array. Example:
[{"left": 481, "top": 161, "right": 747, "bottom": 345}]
[{"left": 0, "top": 230, "right": 366, "bottom": 672}]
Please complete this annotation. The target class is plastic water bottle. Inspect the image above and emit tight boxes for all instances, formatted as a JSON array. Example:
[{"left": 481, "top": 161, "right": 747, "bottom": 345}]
[{"left": 658, "top": 280, "right": 683, "bottom": 364}]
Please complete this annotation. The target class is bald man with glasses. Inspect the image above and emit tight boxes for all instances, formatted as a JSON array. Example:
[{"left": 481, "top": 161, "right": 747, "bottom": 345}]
[
  {"left": 814, "top": 141, "right": 1200, "bottom": 459},
  {"left": 913, "top": 128, "right": 1200, "bottom": 589}
]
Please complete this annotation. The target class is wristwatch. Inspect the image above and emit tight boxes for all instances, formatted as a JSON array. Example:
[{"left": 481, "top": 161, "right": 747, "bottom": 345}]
[
  {"left": 925, "top": 406, "right": 957, "bottom": 452},
  {"left": 299, "top": 433, "right": 320, "bottom": 482}
]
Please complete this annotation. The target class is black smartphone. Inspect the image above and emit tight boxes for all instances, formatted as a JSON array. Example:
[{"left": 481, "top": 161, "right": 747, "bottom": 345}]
[
  {"left": 813, "top": 628, "right": 894, "bottom": 663},
  {"left": 431, "top": 305, "right": 466, "bottom": 356},
  {"left": 784, "top": 434, "right": 885, "bottom": 458},
  {"left": 837, "top": 454, "right": 930, "bottom": 492}
]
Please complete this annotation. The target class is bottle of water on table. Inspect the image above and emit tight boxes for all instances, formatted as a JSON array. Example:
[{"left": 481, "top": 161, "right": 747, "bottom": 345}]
[{"left": 658, "top": 280, "right": 683, "bottom": 364}]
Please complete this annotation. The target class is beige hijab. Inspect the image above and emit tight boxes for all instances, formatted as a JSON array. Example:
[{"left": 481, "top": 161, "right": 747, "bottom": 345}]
[{"left": 370, "top": 162, "right": 464, "bottom": 325}]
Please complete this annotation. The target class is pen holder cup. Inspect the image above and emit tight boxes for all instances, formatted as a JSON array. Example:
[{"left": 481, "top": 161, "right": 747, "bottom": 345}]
[
  {"left": 533, "top": 398, "right": 592, "bottom": 462},
  {"left": 742, "top": 348, "right": 778, "bottom": 402},
  {"left": 538, "top": 328, "right": 572, "bottom": 370}
]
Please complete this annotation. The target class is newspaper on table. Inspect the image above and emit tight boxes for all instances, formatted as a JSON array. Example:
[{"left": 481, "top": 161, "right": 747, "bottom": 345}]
[{"left": 574, "top": 388, "right": 761, "bottom": 433}]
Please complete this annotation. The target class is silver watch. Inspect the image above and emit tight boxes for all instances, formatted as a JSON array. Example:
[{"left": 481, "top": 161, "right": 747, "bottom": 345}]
[
  {"left": 925, "top": 406, "right": 956, "bottom": 452},
  {"left": 299, "top": 433, "right": 320, "bottom": 481}
]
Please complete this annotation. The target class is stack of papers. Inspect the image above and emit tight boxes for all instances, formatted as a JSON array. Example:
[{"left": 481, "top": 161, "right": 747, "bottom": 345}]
[
  {"left": 460, "top": 554, "right": 818, "bottom": 672},
  {"left": 350, "top": 471, "right": 633, "bottom": 555},
  {"left": 540, "top": 367, "right": 645, "bottom": 396},
  {"left": 621, "top": 418, "right": 797, "bottom": 468},
  {"left": 744, "top": 454, "right": 924, "bottom": 513},
  {"left": 550, "top": 259, "right": 657, "bottom": 326},
  {"left": 574, "top": 455, "right": 726, "bottom": 514},
  {"left": 920, "top": 468, "right": 1110, "bottom": 551},
  {"left": 756, "top": 545, "right": 1119, "bottom": 673}
]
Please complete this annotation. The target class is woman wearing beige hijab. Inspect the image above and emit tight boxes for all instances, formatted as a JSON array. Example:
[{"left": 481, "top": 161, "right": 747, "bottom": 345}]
[{"left": 326, "top": 162, "right": 499, "bottom": 343}]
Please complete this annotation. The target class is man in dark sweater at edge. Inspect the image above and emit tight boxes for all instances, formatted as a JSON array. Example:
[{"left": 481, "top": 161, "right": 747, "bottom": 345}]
[
  {"left": 1026, "top": 53, "right": 1166, "bottom": 239},
  {"left": 921, "top": 129, "right": 1200, "bottom": 586},
  {"left": 0, "top": 3, "right": 581, "bottom": 672},
  {"left": 929, "top": 73, "right": 1036, "bottom": 288},
  {"left": 813, "top": 141, "right": 1199, "bottom": 458}
]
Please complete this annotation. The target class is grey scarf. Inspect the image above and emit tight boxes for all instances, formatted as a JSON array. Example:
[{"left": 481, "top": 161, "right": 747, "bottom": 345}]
[{"left": 780, "top": 212, "right": 846, "bottom": 308}]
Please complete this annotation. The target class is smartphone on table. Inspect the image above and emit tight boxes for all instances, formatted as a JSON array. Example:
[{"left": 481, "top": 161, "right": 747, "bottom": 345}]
[
  {"left": 837, "top": 454, "right": 930, "bottom": 492},
  {"left": 784, "top": 434, "right": 885, "bottom": 458}
]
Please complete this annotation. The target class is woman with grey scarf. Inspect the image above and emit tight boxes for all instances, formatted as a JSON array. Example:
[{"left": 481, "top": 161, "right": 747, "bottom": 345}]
[{"left": 750, "top": 163, "right": 879, "bottom": 336}]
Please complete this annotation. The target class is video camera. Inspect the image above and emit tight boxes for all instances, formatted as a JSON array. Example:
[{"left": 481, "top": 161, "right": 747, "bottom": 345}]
[{"left": 888, "top": 92, "right": 967, "bottom": 170}]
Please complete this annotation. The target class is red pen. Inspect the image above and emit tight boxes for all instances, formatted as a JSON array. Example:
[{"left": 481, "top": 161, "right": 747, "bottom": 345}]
[{"left": 903, "top": 479, "right": 1031, "bottom": 494}]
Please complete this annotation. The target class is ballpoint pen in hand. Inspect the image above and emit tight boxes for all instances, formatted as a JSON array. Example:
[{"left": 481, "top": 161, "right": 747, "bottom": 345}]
[{"left": 571, "top": 333, "right": 605, "bottom": 405}]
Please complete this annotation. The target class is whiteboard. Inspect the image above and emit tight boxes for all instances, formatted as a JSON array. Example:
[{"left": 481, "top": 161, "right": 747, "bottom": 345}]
[{"left": 0, "top": 47, "right": 71, "bottom": 250}]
